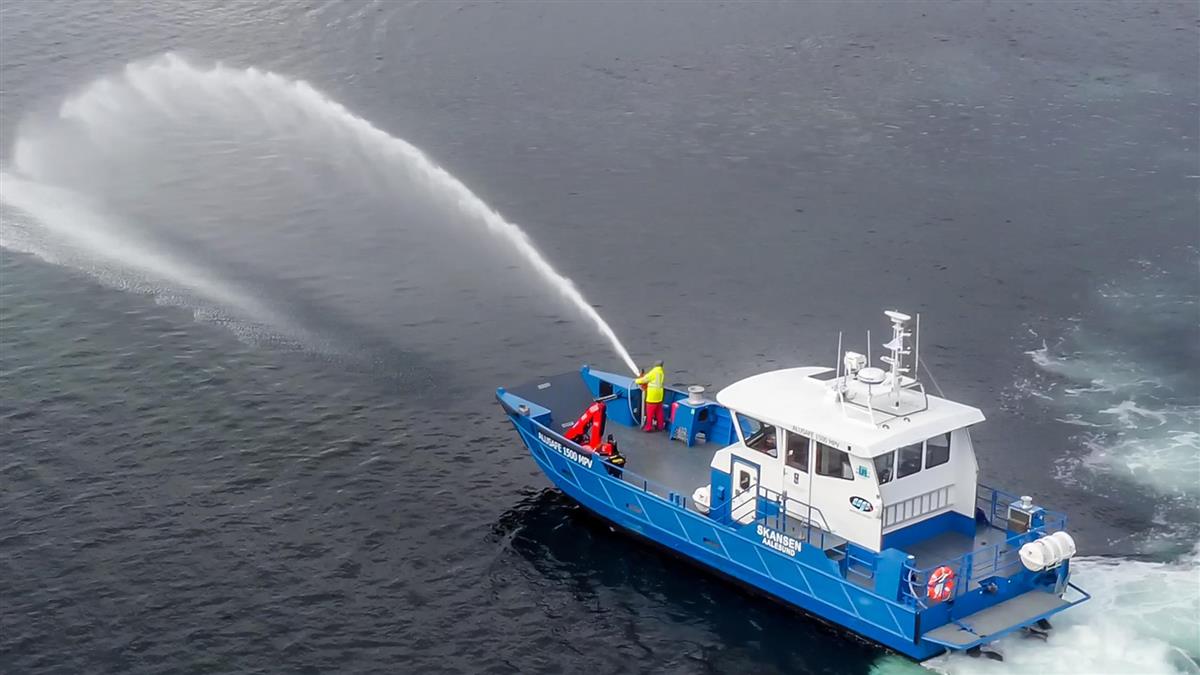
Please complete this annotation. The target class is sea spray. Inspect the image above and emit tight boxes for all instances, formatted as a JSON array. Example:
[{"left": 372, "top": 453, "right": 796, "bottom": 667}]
[
  {"left": 936, "top": 264, "right": 1200, "bottom": 675},
  {"left": 918, "top": 551, "right": 1200, "bottom": 675},
  {"left": 4, "top": 54, "right": 641, "bottom": 374},
  {"left": 0, "top": 172, "right": 314, "bottom": 348}
]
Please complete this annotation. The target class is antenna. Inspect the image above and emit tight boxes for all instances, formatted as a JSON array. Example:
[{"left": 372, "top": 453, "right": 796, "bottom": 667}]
[
  {"left": 914, "top": 313, "right": 921, "bottom": 379},
  {"left": 835, "top": 331, "right": 843, "bottom": 379}
]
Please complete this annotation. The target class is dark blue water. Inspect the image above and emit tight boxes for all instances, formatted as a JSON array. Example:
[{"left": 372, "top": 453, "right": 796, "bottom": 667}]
[{"left": 1, "top": 2, "right": 1197, "bottom": 673}]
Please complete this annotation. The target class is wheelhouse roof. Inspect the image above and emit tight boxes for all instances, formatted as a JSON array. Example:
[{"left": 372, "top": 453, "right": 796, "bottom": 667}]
[{"left": 715, "top": 367, "right": 985, "bottom": 457}]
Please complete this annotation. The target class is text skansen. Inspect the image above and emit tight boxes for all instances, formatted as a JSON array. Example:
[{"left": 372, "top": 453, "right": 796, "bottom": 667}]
[{"left": 756, "top": 524, "right": 803, "bottom": 557}]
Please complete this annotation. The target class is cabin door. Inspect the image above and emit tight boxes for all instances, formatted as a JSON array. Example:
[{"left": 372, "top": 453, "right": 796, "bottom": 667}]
[
  {"left": 783, "top": 432, "right": 814, "bottom": 523},
  {"left": 730, "top": 459, "right": 759, "bottom": 524}
]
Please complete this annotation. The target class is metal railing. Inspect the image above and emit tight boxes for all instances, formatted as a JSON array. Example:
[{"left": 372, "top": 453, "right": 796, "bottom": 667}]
[
  {"left": 617, "top": 465, "right": 694, "bottom": 509},
  {"left": 729, "top": 484, "right": 837, "bottom": 551},
  {"left": 899, "top": 484, "right": 1069, "bottom": 608},
  {"left": 976, "top": 484, "right": 1067, "bottom": 531},
  {"left": 883, "top": 484, "right": 953, "bottom": 528},
  {"left": 845, "top": 547, "right": 877, "bottom": 582}
]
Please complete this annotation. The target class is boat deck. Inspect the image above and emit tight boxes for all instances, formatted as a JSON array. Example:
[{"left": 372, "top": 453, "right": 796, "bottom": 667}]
[
  {"left": 924, "top": 590, "right": 1071, "bottom": 647},
  {"left": 607, "top": 419, "right": 715, "bottom": 497},
  {"left": 507, "top": 372, "right": 717, "bottom": 498},
  {"left": 905, "top": 521, "right": 1018, "bottom": 587}
]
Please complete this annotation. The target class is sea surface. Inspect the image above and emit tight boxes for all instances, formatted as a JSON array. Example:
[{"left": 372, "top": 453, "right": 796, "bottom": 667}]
[{"left": 1, "top": 2, "right": 1197, "bottom": 674}]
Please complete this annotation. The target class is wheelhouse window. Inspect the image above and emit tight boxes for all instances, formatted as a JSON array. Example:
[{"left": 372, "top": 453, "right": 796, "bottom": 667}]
[
  {"left": 785, "top": 432, "right": 809, "bottom": 472},
  {"left": 925, "top": 433, "right": 951, "bottom": 468},
  {"left": 874, "top": 452, "right": 895, "bottom": 484},
  {"left": 815, "top": 443, "right": 853, "bottom": 481},
  {"left": 737, "top": 413, "right": 777, "bottom": 457},
  {"left": 897, "top": 443, "right": 923, "bottom": 478},
  {"left": 735, "top": 413, "right": 760, "bottom": 442}
]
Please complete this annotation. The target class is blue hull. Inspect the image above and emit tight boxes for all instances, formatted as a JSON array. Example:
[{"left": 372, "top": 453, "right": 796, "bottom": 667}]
[
  {"left": 500, "top": 400, "right": 940, "bottom": 659},
  {"left": 497, "top": 369, "right": 1088, "bottom": 661}
]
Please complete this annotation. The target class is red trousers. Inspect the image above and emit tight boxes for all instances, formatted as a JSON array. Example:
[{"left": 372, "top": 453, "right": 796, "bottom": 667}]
[{"left": 643, "top": 402, "right": 665, "bottom": 431}]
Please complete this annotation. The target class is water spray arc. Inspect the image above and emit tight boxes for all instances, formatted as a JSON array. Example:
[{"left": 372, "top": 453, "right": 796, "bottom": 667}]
[{"left": 2, "top": 54, "right": 641, "bottom": 375}]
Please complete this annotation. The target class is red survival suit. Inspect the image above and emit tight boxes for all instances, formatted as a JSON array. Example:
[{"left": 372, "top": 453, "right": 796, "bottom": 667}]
[
  {"left": 597, "top": 434, "right": 626, "bottom": 477},
  {"left": 565, "top": 400, "right": 607, "bottom": 450}
]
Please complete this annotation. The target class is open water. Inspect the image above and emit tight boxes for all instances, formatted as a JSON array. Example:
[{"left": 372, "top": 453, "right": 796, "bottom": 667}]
[{"left": 1, "top": 2, "right": 1197, "bottom": 673}]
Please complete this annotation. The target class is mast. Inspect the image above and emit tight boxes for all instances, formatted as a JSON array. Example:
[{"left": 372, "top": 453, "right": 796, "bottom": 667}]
[{"left": 880, "top": 310, "right": 912, "bottom": 406}]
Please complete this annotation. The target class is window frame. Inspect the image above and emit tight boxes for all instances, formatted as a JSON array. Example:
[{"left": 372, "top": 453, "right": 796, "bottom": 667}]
[
  {"left": 874, "top": 451, "right": 895, "bottom": 485},
  {"left": 785, "top": 431, "right": 810, "bottom": 472},
  {"left": 815, "top": 442, "right": 854, "bottom": 481},
  {"left": 733, "top": 412, "right": 762, "bottom": 445},
  {"left": 748, "top": 426, "right": 778, "bottom": 458},
  {"left": 736, "top": 413, "right": 777, "bottom": 458},
  {"left": 925, "top": 432, "right": 951, "bottom": 469},
  {"left": 897, "top": 442, "right": 923, "bottom": 479}
]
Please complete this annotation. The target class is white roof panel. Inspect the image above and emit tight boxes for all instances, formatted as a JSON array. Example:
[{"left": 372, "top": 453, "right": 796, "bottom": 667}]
[{"left": 715, "top": 367, "right": 985, "bottom": 457}]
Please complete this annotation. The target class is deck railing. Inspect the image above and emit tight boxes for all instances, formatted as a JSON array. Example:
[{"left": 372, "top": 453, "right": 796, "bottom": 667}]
[
  {"left": 618, "top": 464, "right": 694, "bottom": 510},
  {"left": 975, "top": 484, "right": 1067, "bottom": 532},
  {"left": 530, "top": 421, "right": 698, "bottom": 511},
  {"left": 883, "top": 484, "right": 953, "bottom": 528},
  {"left": 899, "top": 483, "right": 1069, "bottom": 608},
  {"left": 729, "top": 484, "right": 837, "bottom": 550}
]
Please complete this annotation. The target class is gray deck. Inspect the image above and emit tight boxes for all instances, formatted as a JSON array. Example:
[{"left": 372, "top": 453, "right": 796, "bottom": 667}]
[
  {"left": 905, "top": 522, "right": 1018, "bottom": 587},
  {"left": 607, "top": 421, "right": 714, "bottom": 496},
  {"left": 924, "top": 591, "right": 1070, "bottom": 647},
  {"left": 507, "top": 371, "right": 716, "bottom": 498}
]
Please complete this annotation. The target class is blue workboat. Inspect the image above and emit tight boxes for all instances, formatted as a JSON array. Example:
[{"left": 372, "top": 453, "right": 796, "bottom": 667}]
[{"left": 496, "top": 311, "right": 1089, "bottom": 661}]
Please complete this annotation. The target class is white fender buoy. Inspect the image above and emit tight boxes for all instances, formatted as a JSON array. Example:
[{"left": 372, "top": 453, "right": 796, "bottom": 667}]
[{"left": 692, "top": 486, "right": 711, "bottom": 514}]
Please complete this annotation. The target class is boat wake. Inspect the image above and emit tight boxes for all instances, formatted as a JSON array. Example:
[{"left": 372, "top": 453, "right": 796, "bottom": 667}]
[
  {"left": 871, "top": 261, "right": 1200, "bottom": 675},
  {"left": 1019, "top": 261, "right": 1199, "bottom": 543},
  {"left": 909, "top": 262, "right": 1200, "bottom": 675},
  {"left": 912, "top": 550, "right": 1200, "bottom": 675},
  {"left": 0, "top": 53, "right": 638, "bottom": 372}
]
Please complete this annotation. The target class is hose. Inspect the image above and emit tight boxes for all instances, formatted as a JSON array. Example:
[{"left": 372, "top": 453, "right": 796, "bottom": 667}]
[{"left": 628, "top": 384, "right": 643, "bottom": 427}]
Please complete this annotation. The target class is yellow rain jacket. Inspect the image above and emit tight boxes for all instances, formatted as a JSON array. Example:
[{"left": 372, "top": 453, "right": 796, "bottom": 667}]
[{"left": 635, "top": 365, "right": 665, "bottom": 403}]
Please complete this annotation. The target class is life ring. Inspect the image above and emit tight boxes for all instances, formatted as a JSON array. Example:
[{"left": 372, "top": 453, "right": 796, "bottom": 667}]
[{"left": 926, "top": 566, "right": 956, "bottom": 602}]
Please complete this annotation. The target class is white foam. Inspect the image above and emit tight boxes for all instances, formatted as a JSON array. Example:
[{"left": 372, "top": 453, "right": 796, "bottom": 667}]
[
  {"left": 916, "top": 552, "right": 1200, "bottom": 675},
  {"left": 1024, "top": 341, "right": 1199, "bottom": 499}
]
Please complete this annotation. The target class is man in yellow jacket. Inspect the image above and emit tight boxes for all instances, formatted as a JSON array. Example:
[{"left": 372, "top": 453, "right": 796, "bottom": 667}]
[{"left": 635, "top": 360, "right": 666, "bottom": 432}]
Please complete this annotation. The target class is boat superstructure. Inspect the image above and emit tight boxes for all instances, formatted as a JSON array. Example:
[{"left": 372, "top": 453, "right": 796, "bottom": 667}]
[{"left": 496, "top": 311, "right": 1088, "bottom": 661}]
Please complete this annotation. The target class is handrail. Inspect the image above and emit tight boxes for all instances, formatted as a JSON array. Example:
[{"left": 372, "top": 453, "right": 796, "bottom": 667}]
[
  {"left": 845, "top": 546, "right": 877, "bottom": 580},
  {"left": 883, "top": 484, "right": 953, "bottom": 529},
  {"left": 730, "top": 494, "right": 757, "bottom": 522},
  {"left": 895, "top": 484, "right": 1073, "bottom": 608},
  {"left": 728, "top": 484, "right": 837, "bottom": 551},
  {"left": 757, "top": 484, "right": 833, "bottom": 533},
  {"left": 976, "top": 484, "right": 1067, "bottom": 529}
]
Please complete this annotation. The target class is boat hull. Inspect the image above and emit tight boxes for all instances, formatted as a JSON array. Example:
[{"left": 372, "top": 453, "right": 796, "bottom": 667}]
[
  {"left": 501, "top": 406, "right": 944, "bottom": 660},
  {"left": 497, "top": 369, "right": 1088, "bottom": 661}
]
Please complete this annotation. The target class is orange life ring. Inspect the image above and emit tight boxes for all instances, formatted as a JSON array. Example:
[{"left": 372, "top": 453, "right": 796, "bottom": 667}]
[{"left": 926, "top": 565, "right": 956, "bottom": 602}]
